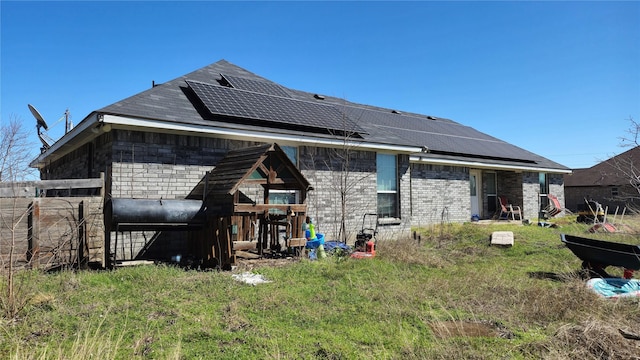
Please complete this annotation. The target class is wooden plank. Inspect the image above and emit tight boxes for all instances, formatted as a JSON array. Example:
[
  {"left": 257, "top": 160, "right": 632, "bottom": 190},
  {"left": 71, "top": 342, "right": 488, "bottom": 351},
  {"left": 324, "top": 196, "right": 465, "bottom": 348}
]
[
  {"left": 223, "top": 217, "right": 232, "bottom": 268},
  {"left": 78, "top": 201, "right": 87, "bottom": 269},
  {"left": 27, "top": 200, "right": 39, "bottom": 266},
  {"left": 235, "top": 250, "right": 260, "bottom": 259},
  {"left": 2, "top": 195, "right": 105, "bottom": 270},
  {"left": 116, "top": 260, "right": 155, "bottom": 267},
  {"left": 0, "top": 198, "right": 32, "bottom": 268},
  {"left": 233, "top": 241, "right": 257, "bottom": 251},
  {"left": 0, "top": 178, "right": 104, "bottom": 191},
  {"left": 288, "top": 238, "right": 306, "bottom": 247},
  {"left": 234, "top": 203, "right": 307, "bottom": 214}
]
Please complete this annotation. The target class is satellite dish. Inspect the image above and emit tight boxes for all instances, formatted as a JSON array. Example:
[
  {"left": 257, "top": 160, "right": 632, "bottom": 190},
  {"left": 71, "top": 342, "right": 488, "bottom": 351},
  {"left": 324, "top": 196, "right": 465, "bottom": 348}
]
[
  {"left": 37, "top": 133, "right": 53, "bottom": 150},
  {"left": 28, "top": 104, "right": 53, "bottom": 151},
  {"left": 28, "top": 104, "right": 49, "bottom": 130}
]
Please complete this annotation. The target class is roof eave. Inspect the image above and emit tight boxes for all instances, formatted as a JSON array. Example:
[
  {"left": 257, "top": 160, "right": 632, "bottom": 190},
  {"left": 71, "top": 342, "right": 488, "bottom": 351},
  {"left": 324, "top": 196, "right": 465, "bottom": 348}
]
[
  {"left": 101, "top": 114, "right": 425, "bottom": 154},
  {"left": 410, "top": 155, "right": 573, "bottom": 174},
  {"left": 30, "top": 112, "right": 101, "bottom": 169}
]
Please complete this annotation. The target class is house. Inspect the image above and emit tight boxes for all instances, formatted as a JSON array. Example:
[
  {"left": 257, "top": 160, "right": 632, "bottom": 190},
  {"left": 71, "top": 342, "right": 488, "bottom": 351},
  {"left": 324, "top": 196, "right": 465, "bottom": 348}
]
[
  {"left": 564, "top": 146, "right": 640, "bottom": 214},
  {"left": 30, "top": 59, "right": 570, "bottom": 263}
]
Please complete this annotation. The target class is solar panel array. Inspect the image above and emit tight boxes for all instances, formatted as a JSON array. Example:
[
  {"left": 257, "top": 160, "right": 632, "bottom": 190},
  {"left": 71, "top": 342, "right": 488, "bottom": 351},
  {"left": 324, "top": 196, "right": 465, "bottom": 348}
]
[
  {"left": 186, "top": 80, "right": 365, "bottom": 135},
  {"left": 336, "top": 104, "right": 537, "bottom": 162},
  {"left": 336, "top": 104, "right": 494, "bottom": 140},
  {"left": 221, "top": 74, "right": 292, "bottom": 98}
]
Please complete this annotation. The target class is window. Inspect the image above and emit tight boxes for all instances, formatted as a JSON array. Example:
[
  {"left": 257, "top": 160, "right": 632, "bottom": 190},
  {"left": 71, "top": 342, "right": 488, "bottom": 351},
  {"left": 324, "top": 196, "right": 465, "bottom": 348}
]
[
  {"left": 539, "top": 173, "right": 549, "bottom": 195},
  {"left": 539, "top": 172, "right": 549, "bottom": 210},
  {"left": 269, "top": 190, "right": 299, "bottom": 204},
  {"left": 281, "top": 146, "right": 298, "bottom": 166},
  {"left": 485, "top": 172, "right": 497, "bottom": 214},
  {"left": 377, "top": 153, "right": 398, "bottom": 218},
  {"left": 470, "top": 174, "right": 477, "bottom": 197}
]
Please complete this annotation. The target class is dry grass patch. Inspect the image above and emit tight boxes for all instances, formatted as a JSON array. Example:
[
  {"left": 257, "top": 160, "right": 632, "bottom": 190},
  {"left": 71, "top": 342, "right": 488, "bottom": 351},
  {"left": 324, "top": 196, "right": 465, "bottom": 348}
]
[
  {"left": 548, "top": 319, "right": 640, "bottom": 359},
  {"left": 376, "top": 237, "right": 451, "bottom": 268}
]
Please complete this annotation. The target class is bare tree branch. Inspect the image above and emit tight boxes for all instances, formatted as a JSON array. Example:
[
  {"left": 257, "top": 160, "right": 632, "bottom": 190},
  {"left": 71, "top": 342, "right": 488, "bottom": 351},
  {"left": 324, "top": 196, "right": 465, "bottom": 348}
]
[
  {"left": 618, "top": 116, "right": 640, "bottom": 148},
  {"left": 0, "top": 115, "right": 37, "bottom": 182},
  {"left": 601, "top": 117, "right": 640, "bottom": 212}
]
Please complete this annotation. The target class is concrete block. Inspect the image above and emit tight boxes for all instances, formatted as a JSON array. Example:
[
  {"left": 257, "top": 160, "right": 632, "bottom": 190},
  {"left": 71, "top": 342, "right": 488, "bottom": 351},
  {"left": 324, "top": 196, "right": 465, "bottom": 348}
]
[{"left": 491, "top": 231, "right": 514, "bottom": 246}]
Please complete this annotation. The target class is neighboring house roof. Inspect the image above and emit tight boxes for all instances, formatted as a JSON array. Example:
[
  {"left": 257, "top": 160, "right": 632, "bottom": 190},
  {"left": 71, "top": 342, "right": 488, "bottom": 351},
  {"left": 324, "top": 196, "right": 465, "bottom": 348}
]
[
  {"left": 564, "top": 146, "right": 640, "bottom": 187},
  {"left": 32, "top": 59, "right": 570, "bottom": 173}
]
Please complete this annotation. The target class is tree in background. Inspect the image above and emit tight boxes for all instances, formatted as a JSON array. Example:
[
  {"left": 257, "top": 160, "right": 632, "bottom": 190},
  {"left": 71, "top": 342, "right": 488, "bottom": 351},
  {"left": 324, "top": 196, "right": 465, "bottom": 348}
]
[
  {"left": 0, "top": 115, "right": 36, "bottom": 318},
  {"left": 301, "top": 108, "right": 374, "bottom": 243},
  {"left": 607, "top": 117, "right": 640, "bottom": 211},
  {"left": 620, "top": 117, "right": 640, "bottom": 147},
  {"left": 0, "top": 115, "right": 36, "bottom": 182}
]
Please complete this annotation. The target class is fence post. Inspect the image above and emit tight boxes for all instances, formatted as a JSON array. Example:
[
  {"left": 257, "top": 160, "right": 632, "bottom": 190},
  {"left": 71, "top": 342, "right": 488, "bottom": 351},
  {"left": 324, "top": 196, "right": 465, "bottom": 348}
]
[
  {"left": 27, "top": 199, "right": 40, "bottom": 269},
  {"left": 78, "top": 201, "right": 88, "bottom": 269}
]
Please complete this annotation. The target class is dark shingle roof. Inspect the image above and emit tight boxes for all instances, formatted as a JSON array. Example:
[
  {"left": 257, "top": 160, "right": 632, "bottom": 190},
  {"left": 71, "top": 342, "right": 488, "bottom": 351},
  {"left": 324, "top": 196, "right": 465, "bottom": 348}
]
[
  {"left": 564, "top": 146, "right": 640, "bottom": 187},
  {"left": 98, "top": 59, "right": 569, "bottom": 171}
]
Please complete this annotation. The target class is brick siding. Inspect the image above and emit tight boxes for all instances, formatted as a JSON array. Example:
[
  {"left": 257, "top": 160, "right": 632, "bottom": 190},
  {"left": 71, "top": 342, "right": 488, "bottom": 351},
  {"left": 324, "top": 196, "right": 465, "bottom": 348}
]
[
  {"left": 410, "top": 163, "right": 470, "bottom": 225},
  {"left": 41, "top": 129, "right": 559, "bottom": 257}
]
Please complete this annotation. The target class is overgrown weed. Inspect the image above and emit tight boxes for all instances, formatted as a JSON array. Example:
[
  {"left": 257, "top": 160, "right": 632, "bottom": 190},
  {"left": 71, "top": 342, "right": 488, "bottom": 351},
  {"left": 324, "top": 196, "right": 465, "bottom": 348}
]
[{"left": 2, "top": 222, "right": 640, "bottom": 359}]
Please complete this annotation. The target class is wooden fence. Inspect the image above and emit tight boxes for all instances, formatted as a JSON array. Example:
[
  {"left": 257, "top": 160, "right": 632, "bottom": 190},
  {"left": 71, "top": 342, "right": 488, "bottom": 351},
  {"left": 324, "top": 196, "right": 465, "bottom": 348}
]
[{"left": 0, "top": 176, "right": 105, "bottom": 270}]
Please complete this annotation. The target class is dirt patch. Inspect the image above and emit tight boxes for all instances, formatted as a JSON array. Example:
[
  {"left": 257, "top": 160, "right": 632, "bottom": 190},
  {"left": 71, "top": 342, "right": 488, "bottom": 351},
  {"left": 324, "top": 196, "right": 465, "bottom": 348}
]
[
  {"left": 234, "top": 255, "right": 301, "bottom": 272},
  {"left": 428, "top": 320, "right": 514, "bottom": 339}
]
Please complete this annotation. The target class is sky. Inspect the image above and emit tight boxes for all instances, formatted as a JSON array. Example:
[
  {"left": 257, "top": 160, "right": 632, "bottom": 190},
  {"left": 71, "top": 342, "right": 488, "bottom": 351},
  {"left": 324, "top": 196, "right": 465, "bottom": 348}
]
[{"left": 1, "top": 1, "right": 639, "bottom": 171}]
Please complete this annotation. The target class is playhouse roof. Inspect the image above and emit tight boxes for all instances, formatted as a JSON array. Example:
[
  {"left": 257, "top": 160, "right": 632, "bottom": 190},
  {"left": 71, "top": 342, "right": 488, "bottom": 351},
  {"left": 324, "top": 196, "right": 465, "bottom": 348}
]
[{"left": 187, "top": 143, "right": 311, "bottom": 199}]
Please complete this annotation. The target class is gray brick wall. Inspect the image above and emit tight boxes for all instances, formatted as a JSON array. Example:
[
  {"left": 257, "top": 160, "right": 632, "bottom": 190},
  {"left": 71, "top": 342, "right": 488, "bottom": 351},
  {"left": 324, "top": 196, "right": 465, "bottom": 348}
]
[
  {"left": 43, "top": 128, "right": 567, "bottom": 249},
  {"left": 299, "top": 146, "right": 379, "bottom": 242},
  {"left": 497, "top": 171, "right": 523, "bottom": 206},
  {"left": 410, "top": 163, "right": 470, "bottom": 225},
  {"left": 548, "top": 173, "right": 566, "bottom": 217},
  {"left": 108, "top": 130, "right": 264, "bottom": 199},
  {"left": 299, "top": 147, "right": 413, "bottom": 242},
  {"left": 522, "top": 172, "right": 539, "bottom": 221},
  {"left": 110, "top": 162, "right": 213, "bottom": 199},
  {"left": 42, "top": 143, "right": 91, "bottom": 180},
  {"left": 521, "top": 172, "right": 566, "bottom": 221}
]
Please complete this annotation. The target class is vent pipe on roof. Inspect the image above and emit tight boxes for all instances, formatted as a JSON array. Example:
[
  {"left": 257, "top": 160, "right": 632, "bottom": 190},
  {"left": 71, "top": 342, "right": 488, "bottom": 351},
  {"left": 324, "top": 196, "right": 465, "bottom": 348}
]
[
  {"left": 392, "top": 110, "right": 402, "bottom": 114},
  {"left": 314, "top": 94, "right": 325, "bottom": 100},
  {"left": 427, "top": 116, "right": 437, "bottom": 120}
]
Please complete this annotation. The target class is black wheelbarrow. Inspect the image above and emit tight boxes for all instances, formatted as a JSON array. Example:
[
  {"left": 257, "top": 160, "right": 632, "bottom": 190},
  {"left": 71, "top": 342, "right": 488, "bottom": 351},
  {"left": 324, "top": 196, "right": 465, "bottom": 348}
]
[{"left": 560, "top": 233, "right": 640, "bottom": 278}]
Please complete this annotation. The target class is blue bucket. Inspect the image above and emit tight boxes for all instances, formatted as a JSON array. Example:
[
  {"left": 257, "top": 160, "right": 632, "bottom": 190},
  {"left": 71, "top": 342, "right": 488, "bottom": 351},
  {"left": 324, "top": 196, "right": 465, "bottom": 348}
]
[
  {"left": 306, "top": 239, "right": 320, "bottom": 249},
  {"left": 306, "top": 233, "right": 325, "bottom": 249}
]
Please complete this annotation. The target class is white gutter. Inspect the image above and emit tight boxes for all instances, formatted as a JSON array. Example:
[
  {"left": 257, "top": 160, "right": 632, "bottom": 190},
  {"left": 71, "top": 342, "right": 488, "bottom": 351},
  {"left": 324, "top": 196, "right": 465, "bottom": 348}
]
[
  {"left": 103, "top": 114, "right": 425, "bottom": 153},
  {"left": 410, "top": 155, "right": 572, "bottom": 174},
  {"left": 32, "top": 112, "right": 569, "bottom": 175}
]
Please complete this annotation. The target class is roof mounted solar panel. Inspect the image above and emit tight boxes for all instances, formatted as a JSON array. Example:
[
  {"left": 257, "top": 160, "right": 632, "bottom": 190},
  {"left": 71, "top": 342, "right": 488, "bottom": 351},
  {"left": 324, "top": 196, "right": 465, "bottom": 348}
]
[
  {"left": 220, "top": 73, "right": 292, "bottom": 98},
  {"left": 336, "top": 104, "right": 538, "bottom": 163},
  {"left": 186, "top": 80, "right": 366, "bottom": 136}
]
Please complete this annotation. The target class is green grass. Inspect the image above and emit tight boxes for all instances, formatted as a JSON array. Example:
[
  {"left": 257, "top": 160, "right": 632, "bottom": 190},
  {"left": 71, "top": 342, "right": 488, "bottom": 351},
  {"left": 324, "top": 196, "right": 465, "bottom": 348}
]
[{"left": 2, "top": 221, "right": 640, "bottom": 359}]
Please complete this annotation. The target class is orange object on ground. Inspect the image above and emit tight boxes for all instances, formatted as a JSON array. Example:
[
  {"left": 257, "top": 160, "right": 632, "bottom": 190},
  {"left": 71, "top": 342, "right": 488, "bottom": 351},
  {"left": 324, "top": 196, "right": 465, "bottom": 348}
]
[
  {"left": 366, "top": 240, "right": 375, "bottom": 255},
  {"left": 351, "top": 240, "right": 376, "bottom": 259},
  {"left": 350, "top": 251, "right": 375, "bottom": 259}
]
